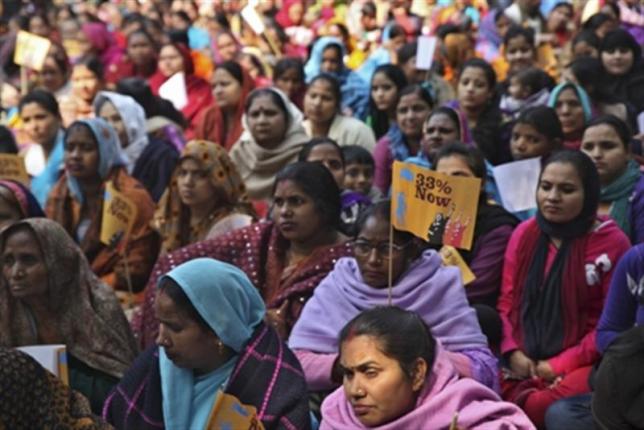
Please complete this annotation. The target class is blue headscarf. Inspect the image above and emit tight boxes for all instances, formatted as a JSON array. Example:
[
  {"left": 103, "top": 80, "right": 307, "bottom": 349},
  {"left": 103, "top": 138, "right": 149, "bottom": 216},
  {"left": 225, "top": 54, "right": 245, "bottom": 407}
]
[
  {"left": 547, "top": 83, "right": 593, "bottom": 124},
  {"left": 158, "top": 258, "right": 265, "bottom": 430},
  {"left": 65, "top": 118, "right": 127, "bottom": 204},
  {"left": 30, "top": 129, "right": 64, "bottom": 206}
]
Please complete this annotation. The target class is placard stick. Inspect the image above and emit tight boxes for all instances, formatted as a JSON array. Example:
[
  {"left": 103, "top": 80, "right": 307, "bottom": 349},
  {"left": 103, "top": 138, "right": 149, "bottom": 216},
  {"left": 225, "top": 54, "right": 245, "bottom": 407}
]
[
  {"left": 449, "top": 411, "right": 459, "bottom": 430},
  {"left": 262, "top": 32, "right": 281, "bottom": 56},
  {"left": 20, "top": 66, "right": 28, "bottom": 96},
  {"left": 387, "top": 221, "right": 394, "bottom": 306},
  {"left": 120, "top": 248, "right": 135, "bottom": 309}
]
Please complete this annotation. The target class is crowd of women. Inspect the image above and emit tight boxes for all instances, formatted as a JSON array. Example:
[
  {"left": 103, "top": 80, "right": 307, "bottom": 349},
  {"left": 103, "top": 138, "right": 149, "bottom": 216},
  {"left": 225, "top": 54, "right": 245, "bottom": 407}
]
[{"left": 0, "top": 0, "right": 643, "bottom": 429}]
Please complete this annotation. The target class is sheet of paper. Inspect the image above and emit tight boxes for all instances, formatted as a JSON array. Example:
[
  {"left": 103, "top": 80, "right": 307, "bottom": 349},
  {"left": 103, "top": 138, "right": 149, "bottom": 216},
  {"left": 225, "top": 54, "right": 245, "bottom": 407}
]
[
  {"left": 241, "top": 4, "right": 265, "bottom": 34},
  {"left": 492, "top": 157, "right": 541, "bottom": 213},
  {"left": 638, "top": 111, "right": 644, "bottom": 134},
  {"left": 0, "top": 154, "right": 29, "bottom": 184},
  {"left": 16, "top": 344, "right": 67, "bottom": 383},
  {"left": 158, "top": 72, "right": 188, "bottom": 111},
  {"left": 13, "top": 31, "right": 52, "bottom": 71},
  {"left": 415, "top": 36, "right": 437, "bottom": 71}
]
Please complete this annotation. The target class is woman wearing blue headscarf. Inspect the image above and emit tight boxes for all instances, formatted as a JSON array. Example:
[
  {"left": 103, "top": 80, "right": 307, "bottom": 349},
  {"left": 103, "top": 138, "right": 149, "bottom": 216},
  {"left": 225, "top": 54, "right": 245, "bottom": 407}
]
[
  {"left": 547, "top": 82, "right": 594, "bottom": 150},
  {"left": 305, "top": 36, "right": 370, "bottom": 119},
  {"left": 45, "top": 118, "right": 159, "bottom": 301},
  {"left": 104, "top": 258, "right": 311, "bottom": 430}
]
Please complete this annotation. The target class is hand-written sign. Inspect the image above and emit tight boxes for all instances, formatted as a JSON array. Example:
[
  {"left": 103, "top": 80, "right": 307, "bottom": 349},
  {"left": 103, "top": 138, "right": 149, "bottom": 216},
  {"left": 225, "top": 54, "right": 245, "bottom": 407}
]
[
  {"left": 0, "top": 154, "right": 29, "bottom": 184},
  {"left": 100, "top": 182, "right": 137, "bottom": 253},
  {"left": 13, "top": 30, "right": 52, "bottom": 71},
  {"left": 392, "top": 161, "right": 481, "bottom": 250}
]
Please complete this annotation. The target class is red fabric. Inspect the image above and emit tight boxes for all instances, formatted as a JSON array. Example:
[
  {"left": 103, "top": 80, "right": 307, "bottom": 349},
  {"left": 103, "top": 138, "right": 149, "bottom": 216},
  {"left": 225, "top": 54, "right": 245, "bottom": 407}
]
[
  {"left": 275, "top": 0, "right": 303, "bottom": 28},
  {"left": 498, "top": 218, "right": 631, "bottom": 375},
  {"left": 105, "top": 56, "right": 157, "bottom": 85}
]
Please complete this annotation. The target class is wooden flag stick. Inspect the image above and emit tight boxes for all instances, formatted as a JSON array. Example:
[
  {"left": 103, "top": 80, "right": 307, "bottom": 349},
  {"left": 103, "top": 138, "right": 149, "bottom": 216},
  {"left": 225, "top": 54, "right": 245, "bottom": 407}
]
[
  {"left": 120, "top": 246, "right": 135, "bottom": 310},
  {"left": 449, "top": 411, "right": 459, "bottom": 430}
]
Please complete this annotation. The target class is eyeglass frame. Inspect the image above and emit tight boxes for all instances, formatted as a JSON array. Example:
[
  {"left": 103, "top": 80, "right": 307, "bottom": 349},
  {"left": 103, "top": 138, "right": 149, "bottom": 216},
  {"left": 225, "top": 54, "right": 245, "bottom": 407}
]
[{"left": 351, "top": 239, "right": 413, "bottom": 260}]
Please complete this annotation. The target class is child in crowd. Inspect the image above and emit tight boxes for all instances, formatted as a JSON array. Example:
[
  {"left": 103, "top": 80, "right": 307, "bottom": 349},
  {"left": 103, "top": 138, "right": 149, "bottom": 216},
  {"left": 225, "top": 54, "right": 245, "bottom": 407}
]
[
  {"left": 341, "top": 144, "right": 382, "bottom": 203},
  {"left": 500, "top": 67, "right": 555, "bottom": 120}
]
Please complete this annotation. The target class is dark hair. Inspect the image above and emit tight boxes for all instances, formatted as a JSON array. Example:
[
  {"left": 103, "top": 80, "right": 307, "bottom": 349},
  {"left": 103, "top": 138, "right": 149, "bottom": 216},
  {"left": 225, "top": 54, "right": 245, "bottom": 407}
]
[
  {"left": 274, "top": 57, "right": 305, "bottom": 83},
  {"left": 512, "top": 67, "right": 555, "bottom": 94},
  {"left": 272, "top": 161, "right": 341, "bottom": 229},
  {"left": 115, "top": 77, "right": 186, "bottom": 127},
  {"left": 167, "top": 30, "right": 190, "bottom": 47},
  {"left": 298, "top": 137, "right": 344, "bottom": 165},
  {"left": 503, "top": 25, "right": 535, "bottom": 48},
  {"left": 397, "top": 84, "right": 434, "bottom": 110},
  {"left": 0, "top": 126, "right": 18, "bottom": 154},
  {"left": 568, "top": 56, "right": 605, "bottom": 99},
  {"left": 217, "top": 60, "right": 244, "bottom": 85},
  {"left": 28, "top": 11, "right": 50, "bottom": 30},
  {"left": 74, "top": 55, "right": 104, "bottom": 81},
  {"left": 397, "top": 42, "right": 417, "bottom": 65},
  {"left": 245, "top": 88, "right": 290, "bottom": 125},
  {"left": 308, "top": 73, "right": 342, "bottom": 107},
  {"left": 584, "top": 114, "right": 632, "bottom": 149},
  {"left": 122, "top": 12, "right": 145, "bottom": 29},
  {"left": 355, "top": 200, "right": 416, "bottom": 242},
  {"left": 515, "top": 106, "right": 564, "bottom": 142},
  {"left": 460, "top": 58, "right": 497, "bottom": 89},
  {"left": 158, "top": 277, "right": 210, "bottom": 330},
  {"left": 550, "top": 2, "right": 573, "bottom": 15},
  {"left": 171, "top": 10, "right": 191, "bottom": 24},
  {"left": 127, "top": 28, "right": 157, "bottom": 50},
  {"left": 433, "top": 143, "right": 487, "bottom": 181},
  {"left": 583, "top": 12, "right": 613, "bottom": 32},
  {"left": 46, "top": 44, "right": 71, "bottom": 77},
  {"left": 19, "top": 89, "right": 61, "bottom": 119},
  {"left": 600, "top": 29, "right": 642, "bottom": 70},
  {"left": 388, "top": 24, "right": 406, "bottom": 40},
  {"left": 368, "top": 64, "right": 408, "bottom": 139},
  {"left": 342, "top": 145, "right": 374, "bottom": 167},
  {"left": 322, "top": 43, "right": 343, "bottom": 63},
  {"left": 339, "top": 306, "right": 437, "bottom": 379},
  {"left": 426, "top": 106, "right": 461, "bottom": 136},
  {"left": 572, "top": 30, "right": 601, "bottom": 53}
]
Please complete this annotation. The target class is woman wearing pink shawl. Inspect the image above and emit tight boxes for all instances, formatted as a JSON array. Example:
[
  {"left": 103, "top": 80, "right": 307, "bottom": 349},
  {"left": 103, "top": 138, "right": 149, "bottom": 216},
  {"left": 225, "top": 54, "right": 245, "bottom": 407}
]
[
  {"left": 320, "top": 307, "right": 535, "bottom": 429},
  {"left": 79, "top": 22, "right": 123, "bottom": 68}
]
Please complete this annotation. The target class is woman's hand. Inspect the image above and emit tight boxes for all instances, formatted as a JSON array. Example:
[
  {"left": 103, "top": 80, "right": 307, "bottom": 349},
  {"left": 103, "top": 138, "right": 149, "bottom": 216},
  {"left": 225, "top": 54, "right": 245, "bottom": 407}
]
[
  {"left": 536, "top": 360, "right": 557, "bottom": 382},
  {"left": 265, "top": 300, "right": 289, "bottom": 339},
  {"left": 508, "top": 350, "right": 536, "bottom": 379}
]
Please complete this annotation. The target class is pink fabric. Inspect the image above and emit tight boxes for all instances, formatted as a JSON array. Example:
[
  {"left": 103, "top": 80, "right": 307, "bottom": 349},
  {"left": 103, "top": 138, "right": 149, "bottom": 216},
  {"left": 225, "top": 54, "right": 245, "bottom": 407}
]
[
  {"left": 373, "top": 135, "right": 394, "bottom": 194},
  {"left": 82, "top": 22, "right": 122, "bottom": 67},
  {"left": 320, "top": 344, "right": 535, "bottom": 430},
  {"left": 293, "top": 349, "right": 337, "bottom": 392}
]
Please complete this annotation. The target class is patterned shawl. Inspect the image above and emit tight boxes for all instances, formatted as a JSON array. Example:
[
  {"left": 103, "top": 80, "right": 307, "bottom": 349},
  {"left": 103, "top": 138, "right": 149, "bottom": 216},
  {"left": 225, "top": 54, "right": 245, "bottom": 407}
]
[
  {"left": 0, "top": 348, "right": 110, "bottom": 429},
  {"left": 153, "top": 140, "right": 254, "bottom": 256},
  {"left": 131, "top": 221, "right": 353, "bottom": 349},
  {"left": 103, "top": 324, "right": 311, "bottom": 430},
  {"left": 0, "top": 219, "right": 138, "bottom": 378}
]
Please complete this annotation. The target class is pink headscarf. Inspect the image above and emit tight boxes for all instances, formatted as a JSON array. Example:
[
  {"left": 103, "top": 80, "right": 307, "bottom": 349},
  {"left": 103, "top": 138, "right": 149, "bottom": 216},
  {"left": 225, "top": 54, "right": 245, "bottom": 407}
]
[{"left": 81, "top": 22, "right": 123, "bottom": 67}]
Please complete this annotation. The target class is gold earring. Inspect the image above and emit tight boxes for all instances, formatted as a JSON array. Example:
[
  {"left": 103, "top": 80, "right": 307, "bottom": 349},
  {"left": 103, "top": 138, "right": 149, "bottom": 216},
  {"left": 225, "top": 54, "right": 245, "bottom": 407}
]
[{"left": 217, "top": 340, "right": 225, "bottom": 355}]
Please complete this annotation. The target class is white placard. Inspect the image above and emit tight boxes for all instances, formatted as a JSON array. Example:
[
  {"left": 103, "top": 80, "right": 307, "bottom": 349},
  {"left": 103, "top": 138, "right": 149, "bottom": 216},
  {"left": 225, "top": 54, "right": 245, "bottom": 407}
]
[
  {"left": 415, "top": 36, "right": 437, "bottom": 71},
  {"left": 158, "top": 72, "right": 188, "bottom": 111},
  {"left": 241, "top": 4, "right": 265, "bottom": 34},
  {"left": 16, "top": 344, "right": 67, "bottom": 379},
  {"left": 492, "top": 157, "right": 541, "bottom": 213}
]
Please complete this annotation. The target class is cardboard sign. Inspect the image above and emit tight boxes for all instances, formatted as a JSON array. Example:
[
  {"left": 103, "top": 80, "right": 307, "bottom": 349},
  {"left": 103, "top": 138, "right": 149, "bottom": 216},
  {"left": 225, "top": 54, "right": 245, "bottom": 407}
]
[
  {"left": 493, "top": 157, "right": 541, "bottom": 213},
  {"left": 17, "top": 344, "right": 69, "bottom": 385},
  {"left": 100, "top": 181, "right": 137, "bottom": 253},
  {"left": 440, "top": 245, "right": 476, "bottom": 285},
  {"left": 0, "top": 154, "right": 29, "bottom": 184},
  {"left": 158, "top": 72, "right": 188, "bottom": 111},
  {"left": 415, "top": 36, "right": 437, "bottom": 70},
  {"left": 392, "top": 161, "right": 481, "bottom": 250},
  {"left": 206, "top": 391, "right": 265, "bottom": 430},
  {"left": 13, "top": 30, "right": 52, "bottom": 71},
  {"left": 241, "top": 3, "right": 266, "bottom": 34}
]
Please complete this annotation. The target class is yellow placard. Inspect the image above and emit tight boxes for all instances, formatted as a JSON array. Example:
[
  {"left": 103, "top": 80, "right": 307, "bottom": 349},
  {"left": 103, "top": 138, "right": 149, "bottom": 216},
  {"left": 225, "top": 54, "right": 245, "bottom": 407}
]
[
  {"left": 0, "top": 154, "right": 29, "bottom": 185},
  {"left": 100, "top": 182, "right": 137, "bottom": 252},
  {"left": 440, "top": 245, "right": 476, "bottom": 285},
  {"left": 206, "top": 392, "right": 265, "bottom": 430},
  {"left": 13, "top": 30, "right": 52, "bottom": 71},
  {"left": 391, "top": 161, "right": 481, "bottom": 250}
]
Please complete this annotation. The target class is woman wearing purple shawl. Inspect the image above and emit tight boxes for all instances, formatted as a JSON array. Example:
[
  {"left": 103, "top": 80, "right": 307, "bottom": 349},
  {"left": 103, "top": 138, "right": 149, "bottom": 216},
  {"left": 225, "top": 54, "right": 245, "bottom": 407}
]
[{"left": 289, "top": 201, "right": 499, "bottom": 392}]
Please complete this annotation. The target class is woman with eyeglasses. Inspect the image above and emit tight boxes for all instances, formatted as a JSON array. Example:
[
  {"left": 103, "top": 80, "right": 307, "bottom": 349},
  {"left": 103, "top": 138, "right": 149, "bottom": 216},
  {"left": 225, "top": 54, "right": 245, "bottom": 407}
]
[{"left": 289, "top": 200, "right": 498, "bottom": 393}]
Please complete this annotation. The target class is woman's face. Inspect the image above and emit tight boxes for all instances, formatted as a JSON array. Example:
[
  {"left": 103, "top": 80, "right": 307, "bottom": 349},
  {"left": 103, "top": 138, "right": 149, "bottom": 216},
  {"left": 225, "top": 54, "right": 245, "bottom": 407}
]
[
  {"left": 572, "top": 41, "right": 598, "bottom": 59},
  {"left": 306, "top": 143, "right": 345, "bottom": 187},
  {"left": 212, "top": 68, "right": 242, "bottom": 110},
  {"left": 246, "top": 94, "right": 288, "bottom": 148},
  {"left": 216, "top": 33, "right": 238, "bottom": 62},
  {"left": 344, "top": 163, "right": 374, "bottom": 196},
  {"left": 421, "top": 113, "right": 460, "bottom": 159},
  {"left": 28, "top": 16, "right": 50, "bottom": 37},
  {"left": 601, "top": 46, "right": 635, "bottom": 76},
  {"left": 272, "top": 180, "right": 324, "bottom": 244},
  {"left": 505, "top": 35, "right": 535, "bottom": 74},
  {"left": 304, "top": 80, "right": 338, "bottom": 125},
  {"left": 38, "top": 56, "right": 67, "bottom": 92},
  {"left": 396, "top": 93, "right": 431, "bottom": 140},
  {"left": 457, "top": 67, "right": 492, "bottom": 112},
  {"left": 581, "top": 124, "right": 629, "bottom": 185},
  {"left": 176, "top": 158, "right": 218, "bottom": 209},
  {"left": 275, "top": 68, "right": 303, "bottom": 98},
  {"left": 435, "top": 155, "right": 475, "bottom": 178},
  {"left": 98, "top": 100, "right": 128, "bottom": 148},
  {"left": 371, "top": 72, "right": 398, "bottom": 113},
  {"left": 20, "top": 102, "right": 60, "bottom": 146},
  {"left": 554, "top": 88, "right": 585, "bottom": 138},
  {"left": 64, "top": 126, "right": 100, "bottom": 181},
  {"left": 158, "top": 45, "right": 184, "bottom": 77},
  {"left": 71, "top": 65, "right": 101, "bottom": 103},
  {"left": 339, "top": 334, "right": 422, "bottom": 427},
  {"left": 321, "top": 46, "right": 342, "bottom": 74},
  {"left": 0, "top": 189, "right": 22, "bottom": 231},
  {"left": 511, "top": 122, "right": 554, "bottom": 160},
  {"left": 354, "top": 215, "right": 412, "bottom": 288},
  {"left": 537, "top": 162, "right": 585, "bottom": 224},
  {"left": 2, "top": 227, "right": 48, "bottom": 300},
  {"left": 155, "top": 290, "right": 221, "bottom": 374},
  {"left": 128, "top": 32, "right": 156, "bottom": 67}
]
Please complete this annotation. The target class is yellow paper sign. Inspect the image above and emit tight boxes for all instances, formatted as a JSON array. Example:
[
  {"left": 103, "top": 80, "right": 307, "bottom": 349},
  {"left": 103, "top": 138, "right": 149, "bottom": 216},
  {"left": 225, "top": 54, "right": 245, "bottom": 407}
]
[
  {"left": 13, "top": 31, "right": 52, "bottom": 71},
  {"left": 100, "top": 182, "right": 137, "bottom": 252},
  {"left": 391, "top": 161, "right": 481, "bottom": 250},
  {"left": 206, "top": 392, "right": 265, "bottom": 430},
  {"left": 440, "top": 245, "right": 476, "bottom": 285},
  {"left": 0, "top": 154, "right": 29, "bottom": 184}
]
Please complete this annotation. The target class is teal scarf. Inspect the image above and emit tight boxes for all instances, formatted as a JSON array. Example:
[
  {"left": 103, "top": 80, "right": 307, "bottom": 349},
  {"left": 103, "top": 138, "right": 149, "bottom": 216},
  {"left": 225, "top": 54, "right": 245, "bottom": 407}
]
[{"left": 601, "top": 160, "right": 641, "bottom": 238}]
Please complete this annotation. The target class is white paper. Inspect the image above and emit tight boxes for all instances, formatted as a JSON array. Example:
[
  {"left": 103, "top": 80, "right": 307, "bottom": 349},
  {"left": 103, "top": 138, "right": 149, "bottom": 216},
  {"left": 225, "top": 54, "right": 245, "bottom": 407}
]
[
  {"left": 638, "top": 111, "right": 644, "bottom": 134},
  {"left": 492, "top": 157, "right": 541, "bottom": 213},
  {"left": 16, "top": 344, "right": 66, "bottom": 376},
  {"left": 415, "top": 36, "right": 437, "bottom": 71},
  {"left": 241, "top": 4, "right": 265, "bottom": 34},
  {"left": 158, "top": 72, "right": 188, "bottom": 111}
]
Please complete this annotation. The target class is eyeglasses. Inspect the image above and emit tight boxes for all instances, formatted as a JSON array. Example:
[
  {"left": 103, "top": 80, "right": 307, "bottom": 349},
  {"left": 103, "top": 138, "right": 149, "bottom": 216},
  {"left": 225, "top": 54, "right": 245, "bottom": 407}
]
[{"left": 352, "top": 240, "right": 411, "bottom": 259}]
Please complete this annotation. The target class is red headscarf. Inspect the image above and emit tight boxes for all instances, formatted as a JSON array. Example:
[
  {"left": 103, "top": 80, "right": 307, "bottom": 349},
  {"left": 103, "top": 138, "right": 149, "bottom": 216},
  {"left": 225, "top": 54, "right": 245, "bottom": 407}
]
[{"left": 275, "top": 0, "right": 304, "bottom": 28}]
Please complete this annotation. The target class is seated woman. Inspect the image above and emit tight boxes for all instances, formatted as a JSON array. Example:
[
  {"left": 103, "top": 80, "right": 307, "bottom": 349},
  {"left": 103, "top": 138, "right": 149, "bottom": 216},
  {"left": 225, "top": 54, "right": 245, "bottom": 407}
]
[
  {"left": 320, "top": 307, "right": 534, "bottom": 429},
  {"left": 373, "top": 84, "right": 433, "bottom": 193},
  {"left": 303, "top": 74, "right": 376, "bottom": 152},
  {"left": 498, "top": 150, "right": 631, "bottom": 428},
  {"left": 289, "top": 200, "right": 499, "bottom": 391},
  {"left": 194, "top": 61, "right": 255, "bottom": 151},
  {"left": 0, "top": 179, "right": 45, "bottom": 230},
  {"left": 581, "top": 115, "right": 644, "bottom": 244},
  {"left": 133, "top": 162, "right": 352, "bottom": 347},
  {"left": 0, "top": 218, "right": 138, "bottom": 413},
  {"left": 19, "top": 89, "right": 65, "bottom": 206},
  {"left": 59, "top": 57, "right": 104, "bottom": 127},
  {"left": 153, "top": 140, "right": 255, "bottom": 256},
  {"left": 433, "top": 144, "right": 519, "bottom": 344},
  {"left": 103, "top": 258, "right": 311, "bottom": 430},
  {"left": 229, "top": 88, "right": 309, "bottom": 202},
  {"left": 45, "top": 118, "right": 159, "bottom": 298},
  {"left": 94, "top": 91, "right": 179, "bottom": 202},
  {"left": 364, "top": 64, "right": 408, "bottom": 141},
  {"left": 273, "top": 57, "right": 306, "bottom": 110},
  {"left": 547, "top": 82, "right": 593, "bottom": 150},
  {"left": 105, "top": 29, "right": 158, "bottom": 86}
]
